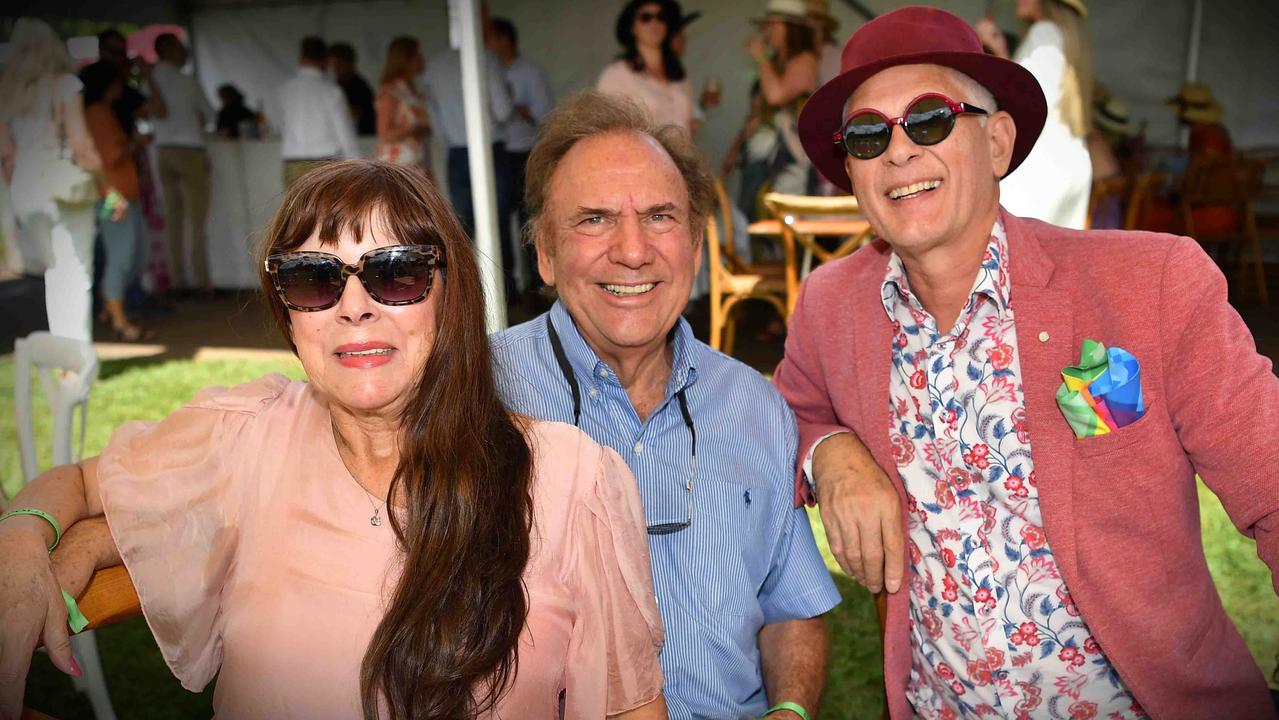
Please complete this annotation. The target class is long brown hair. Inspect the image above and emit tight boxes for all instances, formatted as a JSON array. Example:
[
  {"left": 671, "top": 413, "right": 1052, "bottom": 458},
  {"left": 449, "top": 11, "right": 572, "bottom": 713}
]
[
  {"left": 258, "top": 161, "right": 534, "bottom": 719},
  {"left": 1038, "top": 0, "right": 1092, "bottom": 137},
  {"left": 379, "top": 36, "right": 420, "bottom": 86}
]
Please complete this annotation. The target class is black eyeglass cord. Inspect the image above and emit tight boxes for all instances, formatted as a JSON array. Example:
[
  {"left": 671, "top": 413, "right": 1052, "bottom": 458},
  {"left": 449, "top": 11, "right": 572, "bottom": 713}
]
[{"left": 545, "top": 315, "right": 695, "bottom": 534}]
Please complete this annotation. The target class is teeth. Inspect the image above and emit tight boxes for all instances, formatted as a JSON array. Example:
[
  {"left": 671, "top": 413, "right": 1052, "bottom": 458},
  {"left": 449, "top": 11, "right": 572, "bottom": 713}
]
[
  {"left": 338, "top": 348, "right": 392, "bottom": 357},
  {"left": 603, "top": 283, "right": 655, "bottom": 296},
  {"left": 888, "top": 179, "right": 941, "bottom": 200}
]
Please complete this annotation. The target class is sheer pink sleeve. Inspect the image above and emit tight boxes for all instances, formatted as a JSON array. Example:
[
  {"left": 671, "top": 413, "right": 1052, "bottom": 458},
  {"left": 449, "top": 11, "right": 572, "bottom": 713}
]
[
  {"left": 96, "top": 374, "right": 290, "bottom": 691},
  {"left": 565, "top": 444, "right": 665, "bottom": 717}
]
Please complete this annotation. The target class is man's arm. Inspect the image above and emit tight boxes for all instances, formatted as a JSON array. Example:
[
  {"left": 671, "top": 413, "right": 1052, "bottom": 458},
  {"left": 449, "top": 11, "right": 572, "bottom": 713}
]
[
  {"left": 1159, "top": 236, "right": 1279, "bottom": 588},
  {"left": 758, "top": 616, "right": 828, "bottom": 720},
  {"left": 774, "top": 278, "right": 903, "bottom": 593}
]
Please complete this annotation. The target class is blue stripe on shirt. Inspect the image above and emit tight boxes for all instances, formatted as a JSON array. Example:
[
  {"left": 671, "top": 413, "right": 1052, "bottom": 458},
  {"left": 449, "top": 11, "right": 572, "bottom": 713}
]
[{"left": 492, "top": 301, "right": 841, "bottom": 719}]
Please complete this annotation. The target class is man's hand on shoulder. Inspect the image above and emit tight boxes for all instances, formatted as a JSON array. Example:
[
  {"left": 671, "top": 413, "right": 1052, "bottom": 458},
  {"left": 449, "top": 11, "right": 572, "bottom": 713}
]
[{"left": 812, "top": 433, "right": 904, "bottom": 594}]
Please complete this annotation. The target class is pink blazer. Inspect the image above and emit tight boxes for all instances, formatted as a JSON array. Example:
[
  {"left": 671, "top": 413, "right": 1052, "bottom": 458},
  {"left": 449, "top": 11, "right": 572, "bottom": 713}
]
[{"left": 774, "top": 211, "right": 1279, "bottom": 720}]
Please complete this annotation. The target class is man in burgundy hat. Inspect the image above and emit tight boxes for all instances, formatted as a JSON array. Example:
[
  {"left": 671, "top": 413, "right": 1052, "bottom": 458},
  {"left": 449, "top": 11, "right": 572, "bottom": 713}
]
[{"left": 773, "top": 6, "right": 1279, "bottom": 719}]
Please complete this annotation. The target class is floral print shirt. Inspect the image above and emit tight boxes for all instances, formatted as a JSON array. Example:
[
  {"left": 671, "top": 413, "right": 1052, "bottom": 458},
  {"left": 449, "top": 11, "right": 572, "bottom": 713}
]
[{"left": 884, "top": 220, "right": 1142, "bottom": 720}]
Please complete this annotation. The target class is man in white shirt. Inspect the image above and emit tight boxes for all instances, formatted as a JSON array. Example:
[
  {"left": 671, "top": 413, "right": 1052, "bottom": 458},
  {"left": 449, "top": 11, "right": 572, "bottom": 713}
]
[
  {"left": 149, "top": 33, "right": 214, "bottom": 294},
  {"left": 488, "top": 17, "right": 553, "bottom": 295},
  {"left": 277, "top": 36, "right": 360, "bottom": 189},
  {"left": 423, "top": 21, "right": 514, "bottom": 264}
]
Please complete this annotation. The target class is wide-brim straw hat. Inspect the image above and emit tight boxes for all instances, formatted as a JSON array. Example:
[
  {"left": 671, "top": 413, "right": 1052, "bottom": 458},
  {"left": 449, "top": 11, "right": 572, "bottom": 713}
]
[
  {"left": 751, "top": 0, "right": 810, "bottom": 26},
  {"left": 797, "top": 6, "right": 1046, "bottom": 192},
  {"left": 1094, "top": 96, "right": 1134, "bottom": 136},
  {"left": 1167, "top": 82, "right": 1222, "bottom": 124},
  {"left": 803, "top": 0, "right": 839, "bottom": 32}
]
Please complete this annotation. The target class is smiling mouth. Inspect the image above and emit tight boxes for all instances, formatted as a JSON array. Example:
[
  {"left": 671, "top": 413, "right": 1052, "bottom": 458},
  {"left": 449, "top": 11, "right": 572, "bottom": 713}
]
[
  {"left": 887, "top": 179, "right": 941, "bottom": 200},
  {"left": 336, "top": 348, "right": 393, "bottom": 358},
  {"left": 601, "top": 283, "right": 656, "bottom": 296}
]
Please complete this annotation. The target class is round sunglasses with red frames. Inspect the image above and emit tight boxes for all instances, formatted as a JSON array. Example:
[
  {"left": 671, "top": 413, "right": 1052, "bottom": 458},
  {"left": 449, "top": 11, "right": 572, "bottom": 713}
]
[
  {"left": 265, "top": 244, "right": 444, "bottom": 312},
  {"left": 834, "top": 92, "right": 989, "bottom": 160}
]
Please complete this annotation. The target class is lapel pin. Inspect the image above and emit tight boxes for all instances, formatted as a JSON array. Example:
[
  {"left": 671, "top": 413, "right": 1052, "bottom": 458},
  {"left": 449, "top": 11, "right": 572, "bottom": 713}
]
[{"left": 1038, "top": 331, "right": 1050, "bottom": 343}]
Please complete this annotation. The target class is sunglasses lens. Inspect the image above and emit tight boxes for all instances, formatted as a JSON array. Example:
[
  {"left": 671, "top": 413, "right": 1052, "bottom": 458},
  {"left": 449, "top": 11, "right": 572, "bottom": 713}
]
[
  {"left": 638, "top": 11, "right": 663, "bottom": 22},
  {"left": 843, "top": 112, "right": 891, "bottom": 159},
  {"left": 362, "top": 248, "right": 434, "bottom": 304},
  {"left": 276, "top": 255, "right": 343, "bottom": 309},
  {"left": 904, "top": 97, "right": 956, "bottom": 146}
]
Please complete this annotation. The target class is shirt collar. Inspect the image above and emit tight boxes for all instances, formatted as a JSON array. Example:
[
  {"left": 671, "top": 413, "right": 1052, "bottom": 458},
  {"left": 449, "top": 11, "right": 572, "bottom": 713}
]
[
  {"left": 880, "top": 218, "right": 1012, "bottom": 327},
  {"left": 548, "top": 300, "right": 698, "bottom": 397}
]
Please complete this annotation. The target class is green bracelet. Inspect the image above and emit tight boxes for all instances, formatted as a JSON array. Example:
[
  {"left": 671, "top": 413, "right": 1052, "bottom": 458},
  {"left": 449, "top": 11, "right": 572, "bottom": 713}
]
[
  {"left": 765, "top": 701, "right": 811, "bottom": 720},
  {"left": 0, "top": 507, "right": 62, "bottom": 552},
  {"left": 0, "top": 509, "right": 87, "bottom": 633}
]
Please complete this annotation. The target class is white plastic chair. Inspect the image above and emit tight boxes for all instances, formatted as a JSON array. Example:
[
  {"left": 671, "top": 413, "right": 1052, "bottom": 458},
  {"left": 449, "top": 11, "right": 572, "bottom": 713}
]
[{"left": 14, "top": 332, "right": 116, "bottom": 720}]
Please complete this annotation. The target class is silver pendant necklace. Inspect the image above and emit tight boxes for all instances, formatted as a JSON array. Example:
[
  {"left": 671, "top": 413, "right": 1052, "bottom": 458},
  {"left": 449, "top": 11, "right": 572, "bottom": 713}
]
[{"left": 352, "top": 479, "right": 387, "bottom": 527}]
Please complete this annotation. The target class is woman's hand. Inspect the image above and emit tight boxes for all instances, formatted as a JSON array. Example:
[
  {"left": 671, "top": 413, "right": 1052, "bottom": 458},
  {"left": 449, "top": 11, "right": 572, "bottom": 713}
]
[
  {"left": 745, "top": 35, "right": 768, "bottom": 62},
  {"left": 0, "top": 522, "right": 81, "bottom": 719}
]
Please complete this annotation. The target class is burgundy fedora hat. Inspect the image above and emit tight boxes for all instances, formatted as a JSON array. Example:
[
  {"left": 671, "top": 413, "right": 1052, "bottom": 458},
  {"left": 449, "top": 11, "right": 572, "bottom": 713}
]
[{"left": 798, "top": 5, "right": 1047, "bottom": 193}]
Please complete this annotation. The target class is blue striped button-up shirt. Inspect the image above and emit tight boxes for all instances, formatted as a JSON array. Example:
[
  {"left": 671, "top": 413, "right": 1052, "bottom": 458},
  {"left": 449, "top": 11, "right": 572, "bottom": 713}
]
[{"left": 492, "top": 302, "right": 841, "bottom": 719}]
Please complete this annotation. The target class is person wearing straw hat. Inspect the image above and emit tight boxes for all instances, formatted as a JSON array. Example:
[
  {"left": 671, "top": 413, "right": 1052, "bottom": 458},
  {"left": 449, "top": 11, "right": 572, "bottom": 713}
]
[
  {"left": 744, "top": 0, "right": 820, "bottom": 196},
  {"left": 773, "top": 6, "right": 1279, "bottom": 719},
  {"left": 1168, "top": 81, "right": 1233, "bottom": 158},
  {"left": 976, "top": 0, "right": 1094, "bottom": 229}
]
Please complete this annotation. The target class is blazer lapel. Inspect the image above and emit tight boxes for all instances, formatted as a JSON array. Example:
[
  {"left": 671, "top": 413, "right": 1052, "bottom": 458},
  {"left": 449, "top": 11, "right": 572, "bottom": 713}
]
[{"left": 1006, "top": 213, "right": 1082, "bottom": 586}]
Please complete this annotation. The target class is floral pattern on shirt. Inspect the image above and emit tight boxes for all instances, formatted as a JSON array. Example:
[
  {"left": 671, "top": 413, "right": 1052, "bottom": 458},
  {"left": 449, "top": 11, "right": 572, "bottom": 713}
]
[{"left": 884, "top": 221, "right": 1143, "bottom": 720}]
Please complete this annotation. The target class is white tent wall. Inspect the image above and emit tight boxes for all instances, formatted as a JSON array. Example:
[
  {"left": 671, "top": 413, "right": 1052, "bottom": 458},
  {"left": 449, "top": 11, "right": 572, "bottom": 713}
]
[{"left": 187, "top": 0, "right": 1279, "bottom": 191}]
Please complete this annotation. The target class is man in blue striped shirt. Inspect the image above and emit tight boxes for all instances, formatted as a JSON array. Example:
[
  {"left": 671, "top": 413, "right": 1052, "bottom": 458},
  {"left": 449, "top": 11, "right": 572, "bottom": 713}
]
[{"left": 491, "top": 91, "right": 841, "bottom": 720}]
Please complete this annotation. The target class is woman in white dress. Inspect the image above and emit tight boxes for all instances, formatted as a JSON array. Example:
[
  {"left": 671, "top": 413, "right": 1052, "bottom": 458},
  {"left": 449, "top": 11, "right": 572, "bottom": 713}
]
[
  {"left": 977, "top": 0, "right": 1093, "bottom": 229},
  {"left": 0, "top": 18, "right": 103, "bottom": 341}
]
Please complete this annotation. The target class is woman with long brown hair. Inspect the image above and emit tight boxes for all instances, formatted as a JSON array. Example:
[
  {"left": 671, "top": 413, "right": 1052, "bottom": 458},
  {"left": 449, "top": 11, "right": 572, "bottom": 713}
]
[
  {"left": 977, "top": 0, "right": 1094, "bottom": 228},
  {"left": 0, "top": 161, "right": 666, "bottom": 720},
  {"left": 376, "top": 37, "right": 431, "bottom": 169},
  {"left": 597, "top": 0, "right": 697, "bottom": 134}
]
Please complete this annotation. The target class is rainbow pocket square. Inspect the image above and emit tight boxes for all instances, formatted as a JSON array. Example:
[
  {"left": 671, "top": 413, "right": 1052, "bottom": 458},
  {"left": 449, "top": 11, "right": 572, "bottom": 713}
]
[{"left": 1055, "top": 338, "right": 1145, "bottom": 439}]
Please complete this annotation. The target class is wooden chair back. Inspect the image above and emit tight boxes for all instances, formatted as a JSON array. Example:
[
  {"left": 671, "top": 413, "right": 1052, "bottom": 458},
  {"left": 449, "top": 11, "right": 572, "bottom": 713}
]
[{"left": 707, "top": 180, "right": 788, "bottom": 353}]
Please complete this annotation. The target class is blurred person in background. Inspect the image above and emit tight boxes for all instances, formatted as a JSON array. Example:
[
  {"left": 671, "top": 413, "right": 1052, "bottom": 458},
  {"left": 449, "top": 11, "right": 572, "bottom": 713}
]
[
  {"left": 329, "top": 42, "right": 377, "bottom": 137},
  {"left": 215, "top": 84, "right": 261, "bottom": 139},
  {"left": 81, "top": 62, "right": 152, "bottom": 341},
  {"left": 150, "top": 32, "right": 215, "bottom": 296},
  {"left": 489, "top": 17, "right": 554, "bottom": 296},
  {"left": 374, "top": 37, "right": 430, "bottom": 170},
  {"left": 278, "top": 36, "right": 360, "bottom": 189},
  {"left": 0, "top": 18, "right": 103, "bottom": 342},
  {"left": 424, "top": 6, "right": 514, "bottom": 249},
  {"left": 86, "top": 29, "right": 150, "bottom": 137},
  {"left": 1168, "top": 81, "right": 1232, "bottom": 158},
  {"left": 803, "top": 0, "right": 841, "bottom": 85},
  {"left": 598, "top": 0, "right": 697, "bottom": 135},
  {"left": 977, "top": 0, "right": 1093, "bottom": 229},
  {"left": 724, "top": 0, "right": 819, "bottom": 216}
]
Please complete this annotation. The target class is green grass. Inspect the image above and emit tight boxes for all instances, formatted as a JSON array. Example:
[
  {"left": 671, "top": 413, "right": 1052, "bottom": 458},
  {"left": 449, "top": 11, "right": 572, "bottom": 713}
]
[{"left": 3, "top": 355, "right": 1274, "bottom": 718}]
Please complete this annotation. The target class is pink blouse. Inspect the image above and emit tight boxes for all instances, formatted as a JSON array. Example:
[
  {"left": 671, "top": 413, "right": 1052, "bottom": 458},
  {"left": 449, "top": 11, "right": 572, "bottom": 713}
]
[
  {"left": 596, "top": 59, "right": 695, "bottom": 134},
  {"left": 96, "top": 375, "right": 663, "bottom": 718}
]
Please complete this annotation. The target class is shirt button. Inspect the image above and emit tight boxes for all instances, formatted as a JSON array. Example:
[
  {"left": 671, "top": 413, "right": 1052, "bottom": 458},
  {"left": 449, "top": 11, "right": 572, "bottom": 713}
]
[
  {"left": 587, "top": 387, "right": 599, "bottom": 398},
  {"left": 1038, "top": 331, "right": 1050, "bottom": 342},
  {"left": 598, "top": 367, "right": 609, "bottom": 378},
  {"left": 633, "top": 441, "right": 644, "bottom": 455}
]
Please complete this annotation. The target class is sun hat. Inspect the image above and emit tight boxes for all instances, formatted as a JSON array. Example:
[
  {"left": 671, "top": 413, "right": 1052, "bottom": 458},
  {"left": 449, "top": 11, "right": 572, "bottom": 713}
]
[
  {"left": 1094, "top": 96, "right": 1134, "bottom": 136},
  {"left": 751, "top": 0, "right": 811, "bottom": 26},
  {"left": 1166, "top": 82, "right": 1222, "bottom": 124},
  {"left": 802, "top": 0, "right": 839, "bottom": 33},
  {"left": 615, "top": 0, "right": 682, "bottom": 47},
  {"left": 796, "top": 5, "right": 1047, "bottom": 192}
]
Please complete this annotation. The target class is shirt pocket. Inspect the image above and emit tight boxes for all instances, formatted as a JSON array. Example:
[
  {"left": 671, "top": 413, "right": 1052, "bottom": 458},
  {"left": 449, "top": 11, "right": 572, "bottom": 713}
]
[{"left": 682, "top": 477, "right": 772, "bottom": 617}]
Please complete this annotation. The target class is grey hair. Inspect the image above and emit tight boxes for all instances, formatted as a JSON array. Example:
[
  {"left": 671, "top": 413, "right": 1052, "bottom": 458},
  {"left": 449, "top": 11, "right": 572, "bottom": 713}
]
[{"left": 843, "top": 65, "right": 1000, "bottom": 122}]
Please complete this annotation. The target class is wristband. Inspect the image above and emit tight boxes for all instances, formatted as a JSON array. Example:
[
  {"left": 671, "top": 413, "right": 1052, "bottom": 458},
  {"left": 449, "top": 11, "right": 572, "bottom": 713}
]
[
  {"left": 0, "top": 507, "right": 62, "bottom": 552},
  {"left": 765, "top": 701, "right": 811, "bottom": 720}
]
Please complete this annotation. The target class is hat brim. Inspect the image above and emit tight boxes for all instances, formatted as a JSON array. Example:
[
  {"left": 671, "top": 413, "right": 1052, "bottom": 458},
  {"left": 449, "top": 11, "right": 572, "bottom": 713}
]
[{"left": 798, "top": 52, "right": 1048, "bottom": 193}]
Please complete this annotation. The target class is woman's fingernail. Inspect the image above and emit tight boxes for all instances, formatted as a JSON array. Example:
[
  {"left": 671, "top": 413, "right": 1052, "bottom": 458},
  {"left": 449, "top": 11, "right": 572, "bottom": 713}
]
[{"left": 70, "top": 656, "right": 83, "bottom": 677}]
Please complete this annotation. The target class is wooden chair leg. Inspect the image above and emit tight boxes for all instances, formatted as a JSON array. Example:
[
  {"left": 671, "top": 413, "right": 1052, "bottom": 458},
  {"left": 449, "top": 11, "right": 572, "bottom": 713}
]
[
  {"left": 710, "top": 294, "right": 724, "bottom": 351},
  {"left": 724, "top": 308, "right": 738, "bottom": 356}
]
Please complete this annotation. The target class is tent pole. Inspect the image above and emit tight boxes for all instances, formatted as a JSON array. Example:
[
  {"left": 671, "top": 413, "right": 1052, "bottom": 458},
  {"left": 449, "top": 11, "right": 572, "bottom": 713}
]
[{"left": 452, "top": 0, "right": 507, "bottom": 332}]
